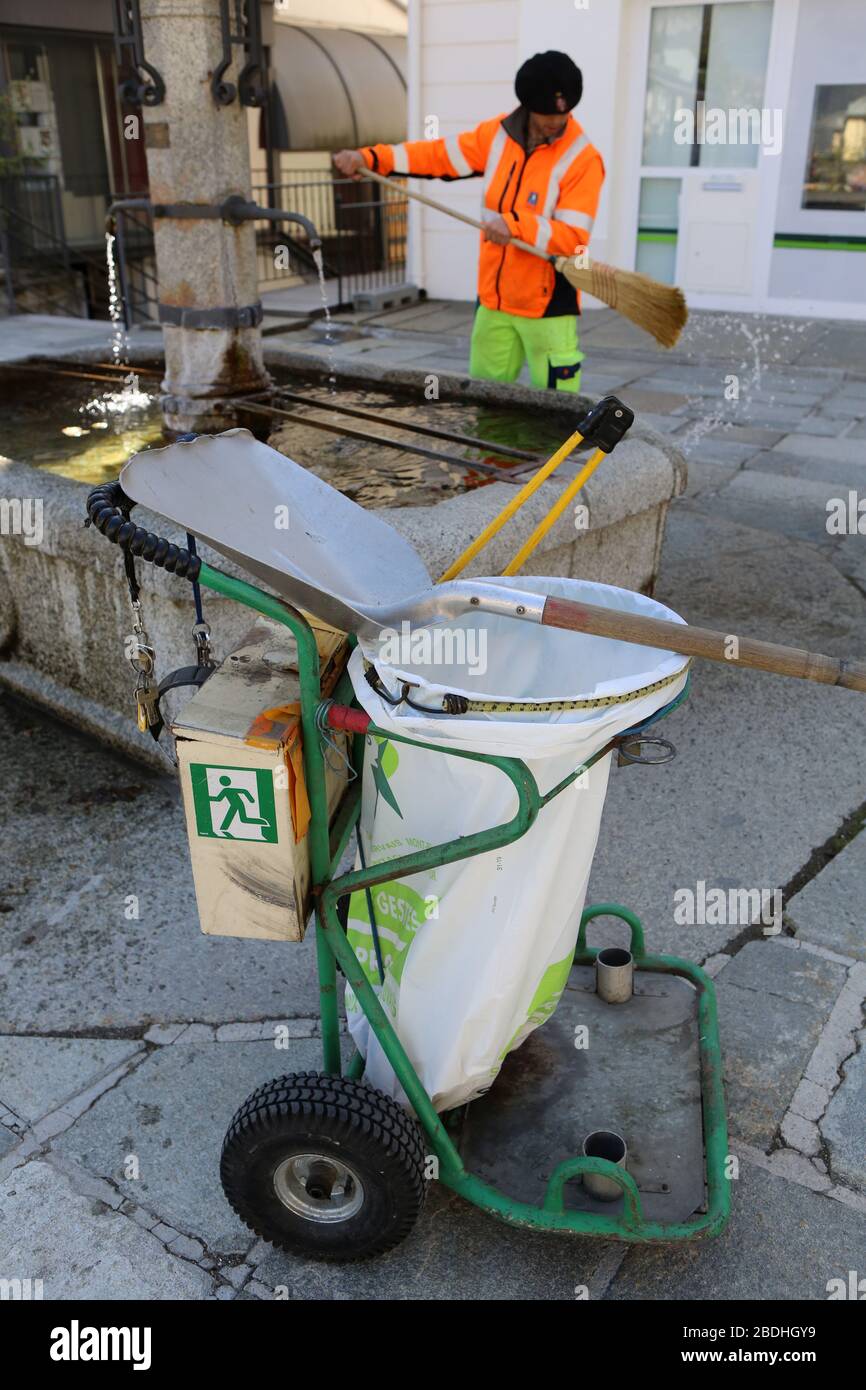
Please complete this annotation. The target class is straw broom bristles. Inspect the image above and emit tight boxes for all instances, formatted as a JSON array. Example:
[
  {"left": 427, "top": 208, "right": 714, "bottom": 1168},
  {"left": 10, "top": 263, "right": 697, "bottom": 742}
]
[{"left": 555, "top": 255, "right": 689, "bottom": 349}]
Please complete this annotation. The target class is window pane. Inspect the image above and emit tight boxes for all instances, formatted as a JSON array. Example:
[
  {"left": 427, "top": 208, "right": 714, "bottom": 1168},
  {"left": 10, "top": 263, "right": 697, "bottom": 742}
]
[
  {"left": 642, "top": 5, "right": 703, "bottom": 167},
  {"left": 636, "top": 177, "right": 680, "bottom": 284},
  {"left": 6, "top": 43, "right": 45, "bottom": 82},
  {"left": 802, "top": 85, "right": 866, "bottom": 211},
  {"left": 46, "top": 39, "right": 110, "bottom": 199},
  {"left": 701, "top": 1, "right": 774, "bottom": 168},
  {"left": 639, "top": 176, "right": 681, "bottom": 229}
]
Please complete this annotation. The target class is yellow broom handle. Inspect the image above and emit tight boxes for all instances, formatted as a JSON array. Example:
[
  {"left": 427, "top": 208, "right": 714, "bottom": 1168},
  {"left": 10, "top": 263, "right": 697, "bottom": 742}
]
[
  {"left": 437, "top": 428, "right": 585, "bottom": 583},
  {"left": 501, "top": 447, "right": 607, "bottom": 576}
]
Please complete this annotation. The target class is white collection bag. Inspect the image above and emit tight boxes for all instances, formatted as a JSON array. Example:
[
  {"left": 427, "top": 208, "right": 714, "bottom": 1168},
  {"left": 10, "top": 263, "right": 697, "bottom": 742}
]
[{"left": 345, "top": 576, "right": 689, "bottom": 1113}]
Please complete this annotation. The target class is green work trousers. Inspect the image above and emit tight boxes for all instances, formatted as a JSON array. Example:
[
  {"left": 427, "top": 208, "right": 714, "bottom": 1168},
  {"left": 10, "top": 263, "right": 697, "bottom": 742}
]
[{"left": 469, "top": 304, "right": 584, "bottom": 393}]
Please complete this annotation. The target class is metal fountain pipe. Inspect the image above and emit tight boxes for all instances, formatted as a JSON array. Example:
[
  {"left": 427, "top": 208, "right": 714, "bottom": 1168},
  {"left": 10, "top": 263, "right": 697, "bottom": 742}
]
[
  {"left": 107, "top": 195, "right": 322, "bottom": 250},
  {"left": 105, "top": 197, "right": 323, "bottom": 326},
  {"left": 215, "top": 196, "right": 323, "bottom": 251},
  {"left": 106, "top": 197, "right": 153, "bottom": 230}
]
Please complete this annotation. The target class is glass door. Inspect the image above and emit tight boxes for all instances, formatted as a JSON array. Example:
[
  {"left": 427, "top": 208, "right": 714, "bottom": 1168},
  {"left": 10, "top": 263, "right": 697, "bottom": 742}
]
[{"left": 637, "top": 1, "right": 774, "bottom": 289}]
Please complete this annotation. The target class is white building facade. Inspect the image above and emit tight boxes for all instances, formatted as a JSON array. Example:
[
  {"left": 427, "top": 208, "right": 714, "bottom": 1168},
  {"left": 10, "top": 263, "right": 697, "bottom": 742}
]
[{"left": 406, "top": 0, "right": 866, "bottom": 318}]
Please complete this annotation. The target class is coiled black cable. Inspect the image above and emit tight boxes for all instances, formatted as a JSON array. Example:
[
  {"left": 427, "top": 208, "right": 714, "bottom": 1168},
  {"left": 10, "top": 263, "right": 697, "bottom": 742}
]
[{"left": 85, "top": 480, "right": 201, "bottom": 582}]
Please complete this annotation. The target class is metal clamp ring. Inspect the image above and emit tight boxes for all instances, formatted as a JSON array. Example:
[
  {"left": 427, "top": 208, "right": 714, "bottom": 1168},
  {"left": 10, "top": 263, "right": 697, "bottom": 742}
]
[
  {"left": 128, "top": 643, "right": 155, "bottom": 677},
  {"left": 617, "top": 735, "right": 677, "bottom": 766}
]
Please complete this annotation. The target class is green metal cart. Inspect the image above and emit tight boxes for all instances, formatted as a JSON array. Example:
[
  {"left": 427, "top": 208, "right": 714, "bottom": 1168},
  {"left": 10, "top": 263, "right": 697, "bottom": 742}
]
[{"left": 86, "top": 476, "right": 729, "bottom": 1263}]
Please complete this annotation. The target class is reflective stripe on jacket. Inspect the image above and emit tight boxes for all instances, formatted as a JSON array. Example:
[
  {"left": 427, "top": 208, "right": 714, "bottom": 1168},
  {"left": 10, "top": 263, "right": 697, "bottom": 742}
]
[{"left": 360, "top": 109, "right": 605, "bottom": 319}]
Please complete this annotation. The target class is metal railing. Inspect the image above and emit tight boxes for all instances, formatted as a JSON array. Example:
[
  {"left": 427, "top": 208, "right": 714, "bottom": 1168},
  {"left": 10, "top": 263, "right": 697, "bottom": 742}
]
[
  {"left": 0, "top": 174, "right": 77, "bottom": 315},
  {"left": 252, "top": 171, "right": 408, "bottom": 306},
  {"left": 0, "top": 173, "right": 159, "bottom": 322}
]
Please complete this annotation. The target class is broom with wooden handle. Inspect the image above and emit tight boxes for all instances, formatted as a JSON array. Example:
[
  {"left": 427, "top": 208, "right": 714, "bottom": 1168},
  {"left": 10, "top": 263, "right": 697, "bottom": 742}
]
[
  {"left": 360, "top": 166, "right": 688, "bottom": 349},
  {"left": 538, "top": 596, "right": 866, "bottom": 693}
]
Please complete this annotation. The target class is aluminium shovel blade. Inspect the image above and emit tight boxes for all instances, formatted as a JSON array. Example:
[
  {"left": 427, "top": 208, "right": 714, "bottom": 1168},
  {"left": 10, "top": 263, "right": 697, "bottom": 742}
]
[{"left": 120, "top": 428, "right": 434, "bottom": 631}]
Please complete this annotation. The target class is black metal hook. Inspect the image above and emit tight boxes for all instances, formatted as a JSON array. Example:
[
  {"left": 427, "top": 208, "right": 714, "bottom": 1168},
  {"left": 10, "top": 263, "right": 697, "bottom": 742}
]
[
  {"left": 112, "top": 0, "right": 166, "bottom": 107},
  {"left": 213, "top": 0, "right": 267, "bottom": 108}
]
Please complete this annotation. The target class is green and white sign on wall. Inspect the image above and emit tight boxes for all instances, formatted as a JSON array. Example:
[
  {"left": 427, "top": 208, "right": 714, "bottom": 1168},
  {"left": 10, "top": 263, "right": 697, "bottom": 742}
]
[{"left": 190, "top": 763, "right": 278, "bottom": 843}]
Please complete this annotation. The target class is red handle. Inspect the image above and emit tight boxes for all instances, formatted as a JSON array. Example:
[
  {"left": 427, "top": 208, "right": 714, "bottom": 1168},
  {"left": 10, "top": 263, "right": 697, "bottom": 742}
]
[{"left": 326, "top": 703, "right": 371, "bottom": 735}]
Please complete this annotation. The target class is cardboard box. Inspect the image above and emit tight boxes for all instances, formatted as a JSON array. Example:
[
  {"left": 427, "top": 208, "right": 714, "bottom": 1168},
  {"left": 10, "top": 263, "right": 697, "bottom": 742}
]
[{"left": 173, "top": 618, "right": 350, "bottom": 942}]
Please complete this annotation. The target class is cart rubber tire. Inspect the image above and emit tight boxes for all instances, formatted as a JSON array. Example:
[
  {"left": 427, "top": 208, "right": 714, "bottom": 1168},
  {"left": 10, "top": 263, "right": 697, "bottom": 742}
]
[{"left": 220, "top": 1071, "right": 427, "bottom": 1261}]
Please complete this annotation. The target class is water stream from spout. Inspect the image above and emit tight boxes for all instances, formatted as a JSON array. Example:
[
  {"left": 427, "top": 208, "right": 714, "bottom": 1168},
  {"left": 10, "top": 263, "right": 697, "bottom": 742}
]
[
  {"left": 312, "top": 246, "right": 338, "bottom": 394},
  {"left": 106, "top": 231, "right": 129, "bottom": 366},
  {"left": 78, "top": 233, "right": 154, "bottom": 429}
]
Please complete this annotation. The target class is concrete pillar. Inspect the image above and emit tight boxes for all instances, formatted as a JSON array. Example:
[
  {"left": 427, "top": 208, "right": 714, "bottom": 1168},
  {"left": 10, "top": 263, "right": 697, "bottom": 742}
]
[{"left": 140, "top": 0, "right": 270, "bottom": 432}]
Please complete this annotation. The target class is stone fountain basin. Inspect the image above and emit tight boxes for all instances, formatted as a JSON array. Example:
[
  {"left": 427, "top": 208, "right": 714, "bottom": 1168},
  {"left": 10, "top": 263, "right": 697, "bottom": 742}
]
[
  {"left": 264, "top": 345, "right": 686, "bottom": 589},
  {"left": 0, "top": 345, "right": 685, "bottom": 768}
]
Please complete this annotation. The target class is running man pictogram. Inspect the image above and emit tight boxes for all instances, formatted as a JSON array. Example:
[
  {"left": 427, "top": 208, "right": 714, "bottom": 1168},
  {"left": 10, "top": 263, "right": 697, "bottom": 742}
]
[
  {"left": 213, "top": 775, "right": 270, "bottom": 834},
  {"left": 190, "top": 764, "right": 279, "bottom": 843}
]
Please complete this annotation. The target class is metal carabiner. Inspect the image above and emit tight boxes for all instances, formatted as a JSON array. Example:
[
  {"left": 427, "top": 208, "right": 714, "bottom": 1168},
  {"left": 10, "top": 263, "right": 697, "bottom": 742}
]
[{"left": 192, "top": 620, "right": 214, "bottom": 669}]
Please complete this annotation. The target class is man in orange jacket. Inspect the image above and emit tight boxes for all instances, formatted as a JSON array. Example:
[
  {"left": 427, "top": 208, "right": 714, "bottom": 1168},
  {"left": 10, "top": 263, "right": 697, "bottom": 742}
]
[{"left": 334, "top": 51, "right": 603, "bottom": 394}]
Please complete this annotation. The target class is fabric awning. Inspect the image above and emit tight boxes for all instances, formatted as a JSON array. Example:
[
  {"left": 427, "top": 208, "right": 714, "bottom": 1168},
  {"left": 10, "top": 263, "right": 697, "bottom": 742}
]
[{"left": 269, "top": 24, "right": 407, "bottom": 151}]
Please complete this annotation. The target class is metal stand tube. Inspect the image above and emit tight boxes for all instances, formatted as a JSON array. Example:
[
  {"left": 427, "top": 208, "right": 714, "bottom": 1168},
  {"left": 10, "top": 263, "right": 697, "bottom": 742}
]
[
  {"left": 582, "top": 1130, "right": 628, "bottom": 1202},
  {"left": 596, "top": 946, "right": 634, "bottom": 1003}
]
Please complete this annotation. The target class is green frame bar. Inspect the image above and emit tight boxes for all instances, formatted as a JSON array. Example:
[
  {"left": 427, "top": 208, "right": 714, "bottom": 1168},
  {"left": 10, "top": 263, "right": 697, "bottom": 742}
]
[
  {"left": 774, "top": 233, "right": 866, "bottom": 253},
  {"left": 198, "top": 563, "right": 342, "bottom": 1070},
  {"left": 195, "top": 561, "right": 730, "bottom": 1241}
]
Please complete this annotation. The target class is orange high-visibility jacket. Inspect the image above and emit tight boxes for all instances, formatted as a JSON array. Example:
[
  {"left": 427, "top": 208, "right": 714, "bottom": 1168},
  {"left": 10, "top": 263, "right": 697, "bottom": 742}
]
[{"left": 360, "top": 109, "right": 605, "bottom": 319}]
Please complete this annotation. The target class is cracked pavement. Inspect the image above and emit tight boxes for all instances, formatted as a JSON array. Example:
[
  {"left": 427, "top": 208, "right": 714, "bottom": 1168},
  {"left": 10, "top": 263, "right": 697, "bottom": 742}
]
[{"left": 1, "top": 308, "right": 865, "bottom": 1299}]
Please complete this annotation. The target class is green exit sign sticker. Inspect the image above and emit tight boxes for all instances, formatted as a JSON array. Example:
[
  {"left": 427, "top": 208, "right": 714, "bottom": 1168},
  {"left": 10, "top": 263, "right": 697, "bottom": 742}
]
[{"left": 190, "top": 763, "right": 278, "bottom": 843}]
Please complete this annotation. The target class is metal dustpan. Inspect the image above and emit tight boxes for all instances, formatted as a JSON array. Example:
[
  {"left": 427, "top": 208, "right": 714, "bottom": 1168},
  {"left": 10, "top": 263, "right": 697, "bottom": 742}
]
[{"left": 121, "top": 429, "right": 548, "bottom": 637}]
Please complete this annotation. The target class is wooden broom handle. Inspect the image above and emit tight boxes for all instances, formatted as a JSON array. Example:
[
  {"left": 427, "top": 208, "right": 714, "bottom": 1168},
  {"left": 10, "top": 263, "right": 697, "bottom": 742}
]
[
  {"left": 359, "top": 166, "right": 548, "bottom": 262},
  {"left": 542, "top": 596, "right": 866, "bottom": 693}
]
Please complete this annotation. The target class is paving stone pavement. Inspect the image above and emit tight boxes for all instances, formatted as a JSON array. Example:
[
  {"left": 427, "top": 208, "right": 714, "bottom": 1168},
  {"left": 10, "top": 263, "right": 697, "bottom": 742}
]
[
  {"left": 52, "top": 1038, "right": 353, "bottom": 1256},
  {"left": 607, "top": 1159, "right": 866, "bottom": 1302},
  {"left": 821, "top": 1038, "right": 866, "bottom": 1189},
  {"left": 788, "top": 832, "right": 866, "bottom": 960},
  {"left": 714, "top": 942, "right": 849, "bottom": 1149},
  {"left": 1, "top": 307, "right": 865, "bottom": 1299},
  {"left": 0, "top": 1158, "right": 214, "bottom": 1300}
]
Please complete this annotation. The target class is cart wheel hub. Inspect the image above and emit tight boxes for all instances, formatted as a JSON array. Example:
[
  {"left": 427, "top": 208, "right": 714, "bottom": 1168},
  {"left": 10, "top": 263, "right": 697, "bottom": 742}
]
[{"left": 273, "top": 1153, "right": 364, "bottom": 1223}]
